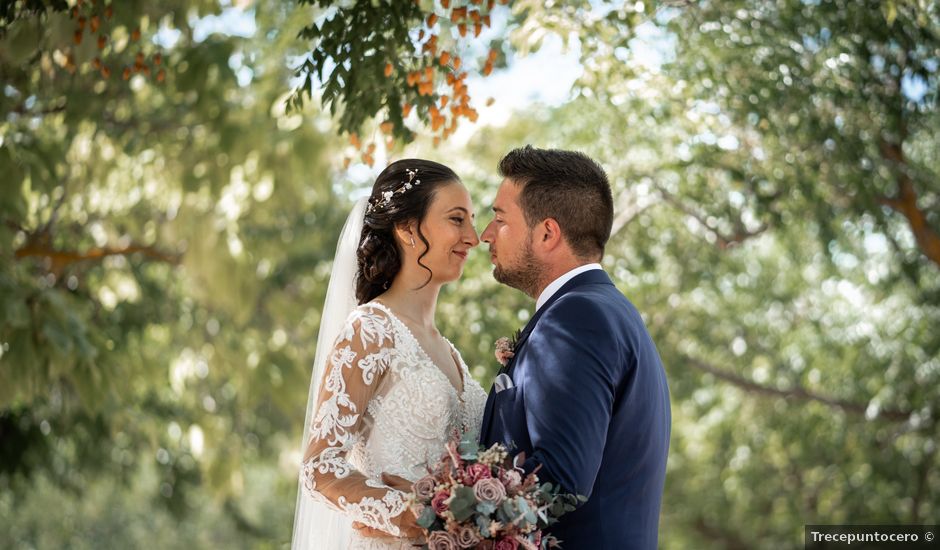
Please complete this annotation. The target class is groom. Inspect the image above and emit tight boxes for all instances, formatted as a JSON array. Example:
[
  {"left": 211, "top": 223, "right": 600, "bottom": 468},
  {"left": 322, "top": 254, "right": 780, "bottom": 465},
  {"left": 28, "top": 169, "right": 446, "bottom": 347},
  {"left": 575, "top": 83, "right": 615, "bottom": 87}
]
[{"left": 479, "top": 146, "right": 671, "bottom": 549}]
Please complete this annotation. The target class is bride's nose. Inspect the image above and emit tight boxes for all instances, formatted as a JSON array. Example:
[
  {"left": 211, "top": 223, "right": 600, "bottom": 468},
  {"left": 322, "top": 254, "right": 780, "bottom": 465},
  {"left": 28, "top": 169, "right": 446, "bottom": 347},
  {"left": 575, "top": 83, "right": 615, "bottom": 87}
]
[{"left": 464, "top": 226, "right": 480, "bottom": 248}]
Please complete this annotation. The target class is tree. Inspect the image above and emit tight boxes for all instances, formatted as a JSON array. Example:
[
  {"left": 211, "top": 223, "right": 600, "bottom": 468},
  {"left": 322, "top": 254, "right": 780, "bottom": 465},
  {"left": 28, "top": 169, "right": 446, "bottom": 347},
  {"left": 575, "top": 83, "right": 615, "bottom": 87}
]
[{"left": 1, "top": 1, "right": 348, "bottom": 545}]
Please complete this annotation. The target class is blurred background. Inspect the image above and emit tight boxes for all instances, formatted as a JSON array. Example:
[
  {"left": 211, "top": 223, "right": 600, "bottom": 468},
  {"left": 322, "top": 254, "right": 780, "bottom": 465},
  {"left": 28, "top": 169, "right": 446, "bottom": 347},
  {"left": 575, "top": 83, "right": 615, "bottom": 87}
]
[{"left": 0, "top": 0, "right": 937, "bottom": 548}]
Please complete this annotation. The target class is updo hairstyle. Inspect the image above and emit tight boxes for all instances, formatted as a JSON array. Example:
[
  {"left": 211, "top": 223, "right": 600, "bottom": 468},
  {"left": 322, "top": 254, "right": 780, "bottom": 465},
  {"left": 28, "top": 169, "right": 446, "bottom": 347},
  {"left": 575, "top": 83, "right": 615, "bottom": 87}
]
[{"left": 355, "top": 159, "right": 461, "bottom": 304}]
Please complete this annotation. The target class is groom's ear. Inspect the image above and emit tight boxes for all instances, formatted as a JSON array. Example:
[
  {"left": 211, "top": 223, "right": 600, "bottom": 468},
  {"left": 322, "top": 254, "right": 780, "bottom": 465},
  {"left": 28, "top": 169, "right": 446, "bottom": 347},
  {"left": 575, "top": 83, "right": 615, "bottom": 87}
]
[{"left": 536, "top": 218, "right": 564, "bottom": 251}]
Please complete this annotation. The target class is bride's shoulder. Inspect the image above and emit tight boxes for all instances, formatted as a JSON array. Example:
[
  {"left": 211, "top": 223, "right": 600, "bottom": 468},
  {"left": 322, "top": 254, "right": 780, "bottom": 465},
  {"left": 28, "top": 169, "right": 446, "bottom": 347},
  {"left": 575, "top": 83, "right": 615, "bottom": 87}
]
[{"left": 342, "top": 301, "right": 397, "bottom": 332}]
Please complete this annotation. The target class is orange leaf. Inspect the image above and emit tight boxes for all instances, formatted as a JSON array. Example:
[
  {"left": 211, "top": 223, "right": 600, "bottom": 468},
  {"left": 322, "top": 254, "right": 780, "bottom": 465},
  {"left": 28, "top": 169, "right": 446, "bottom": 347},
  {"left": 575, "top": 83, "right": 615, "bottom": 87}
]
[
  {"left": 384, "top": 63, "right": 393, "bottom": 77},
  {"left": 442, "top": 0, "right": 451, "bottom": 8},
  {"left": 458, "top": 23, "right": 467, "bottom": 37},
  {"left": 470, "top": 10, "right": 480, "bottom": 22},
  {"left": 402, "top": 103, "right": 413, "bottom": 117},
  {"left": 350, "top": 133, "right": 361, "bottom": 148},
  {"left": 73, "top": 30, "right": 83, "bottom": 44},
  {"left": 433, "top": 136, "right": 441, "bottom": 147},
  {"left": 427, "top": 13, "right": 438, "bottom": 27},
  {"left": 440, "top": 95, "right": 449, "bottom": 107},
  {"left": 453, "top": 56, "right": 462, "bottom": 70},
  {"left": 97, "top": 35, "right": 106, "bottom": 49},
  {"left": 486, "top": 97, "right": 495, "bottom": 106},
  {"left": 474, "top": 22, "right": 482, "bottom": 37},
  {"left": 380, "top": 122, "right": 394, "bottom": 134},
  {"left": 156, "top": 68, "right": 165, "bottom": 82},
  {"left": 483, "top": 15, "right": 491, "bottom": 27},
  {"left": 482, "top": 62, "right": 493, "bottom": 76},
  {"left": 439, "top": 51, "right": 451, "bottom": 65}
]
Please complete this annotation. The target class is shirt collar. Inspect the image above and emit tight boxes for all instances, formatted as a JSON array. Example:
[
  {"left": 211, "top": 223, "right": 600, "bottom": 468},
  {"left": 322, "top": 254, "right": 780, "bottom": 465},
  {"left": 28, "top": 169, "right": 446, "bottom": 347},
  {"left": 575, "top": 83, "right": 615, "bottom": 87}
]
[{"left": 535, "top": 263, "right": 603, "bottom": 312}]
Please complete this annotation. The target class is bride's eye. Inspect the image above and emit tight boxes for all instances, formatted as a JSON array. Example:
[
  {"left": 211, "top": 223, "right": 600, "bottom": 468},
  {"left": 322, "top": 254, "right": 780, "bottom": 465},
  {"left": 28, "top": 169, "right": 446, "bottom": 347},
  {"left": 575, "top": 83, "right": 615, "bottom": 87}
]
[{"left": 450, "top": 216, "right": 464, "bottom": 224}]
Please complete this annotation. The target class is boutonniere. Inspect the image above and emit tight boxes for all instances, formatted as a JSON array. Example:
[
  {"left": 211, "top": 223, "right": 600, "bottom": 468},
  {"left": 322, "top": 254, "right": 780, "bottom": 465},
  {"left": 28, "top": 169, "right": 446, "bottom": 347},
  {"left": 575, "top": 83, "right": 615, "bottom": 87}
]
[{"left": 494, "top": 328, "right": 522, "bottom": 367}]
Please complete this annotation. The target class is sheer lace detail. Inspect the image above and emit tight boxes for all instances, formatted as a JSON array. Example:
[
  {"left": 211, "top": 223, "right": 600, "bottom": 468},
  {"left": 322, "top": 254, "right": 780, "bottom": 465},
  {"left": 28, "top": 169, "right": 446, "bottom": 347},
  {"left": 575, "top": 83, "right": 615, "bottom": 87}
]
[{"left": 302, "top": 303, "right": 487, "bottom": 548}]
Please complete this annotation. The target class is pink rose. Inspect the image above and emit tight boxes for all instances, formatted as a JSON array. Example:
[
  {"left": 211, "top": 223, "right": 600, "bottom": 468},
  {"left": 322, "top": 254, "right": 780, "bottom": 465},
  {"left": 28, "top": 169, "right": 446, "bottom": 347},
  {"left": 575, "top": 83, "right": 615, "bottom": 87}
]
[
  {"left": 462, "top": 463, "right": 492, "bottom": 485},
  {"left": 413, "top": 475, "right": 437, "bottom": 501},
  {"left": 473, "top": 477, "right": 507, "bottom": 504},
  {"left": 500, "top": 469, "right": 522, "bottom": 489},
  {"left": 427, "top": 531, "right": 459, "bottom": 550},
  {"left": 454, "top": 524, "right": 481, "bottom": 549},
  {"left": 431, "top": 490, "right": 451, "bottom": 514},
  {"left": 494, "top": 537, "right": 520, "bottom": 550}
]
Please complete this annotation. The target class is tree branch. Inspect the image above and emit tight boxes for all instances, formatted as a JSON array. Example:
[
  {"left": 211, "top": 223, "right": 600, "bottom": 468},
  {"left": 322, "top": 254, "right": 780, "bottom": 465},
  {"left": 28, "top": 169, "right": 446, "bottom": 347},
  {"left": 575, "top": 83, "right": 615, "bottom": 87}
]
[
  {"left": 684, "top": 355, "right": 913, "bottom": 423},
  {"left": 14, "top": 241, "right": 181, "bottom": 273},
  {"left": 654, "top": 183, "right": 769, "bottom": 249},
  {"left": 878, "top": 139, "right": 940, "bottom": 269}
]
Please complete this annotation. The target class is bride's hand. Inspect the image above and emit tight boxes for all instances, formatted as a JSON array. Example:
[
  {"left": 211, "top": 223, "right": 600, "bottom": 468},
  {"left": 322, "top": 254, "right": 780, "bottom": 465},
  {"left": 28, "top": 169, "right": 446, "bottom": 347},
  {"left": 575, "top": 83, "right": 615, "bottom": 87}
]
[
  {"left": 352, "top": 508, "right": 423, "bottom": 540},
  {"left": 381, "top": 472, "right": 413, "bottom": 492}
]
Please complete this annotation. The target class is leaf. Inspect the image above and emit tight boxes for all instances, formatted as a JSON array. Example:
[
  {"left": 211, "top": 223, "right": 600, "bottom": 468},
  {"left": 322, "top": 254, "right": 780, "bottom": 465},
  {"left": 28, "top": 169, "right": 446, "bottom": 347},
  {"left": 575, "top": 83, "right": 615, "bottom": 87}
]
[
  {"left": 448, "top": 486, "right": 477, "bottom": 522},
  {"left": 417, "top": 505, "right": 437, "bottom": 528}
]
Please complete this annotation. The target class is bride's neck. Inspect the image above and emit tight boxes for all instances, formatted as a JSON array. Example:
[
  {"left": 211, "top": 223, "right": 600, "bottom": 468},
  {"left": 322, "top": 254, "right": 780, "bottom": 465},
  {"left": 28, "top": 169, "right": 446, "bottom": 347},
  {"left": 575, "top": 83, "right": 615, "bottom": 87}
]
[{"left": 378, "top": 272, "right": 441, "bottom": 331}]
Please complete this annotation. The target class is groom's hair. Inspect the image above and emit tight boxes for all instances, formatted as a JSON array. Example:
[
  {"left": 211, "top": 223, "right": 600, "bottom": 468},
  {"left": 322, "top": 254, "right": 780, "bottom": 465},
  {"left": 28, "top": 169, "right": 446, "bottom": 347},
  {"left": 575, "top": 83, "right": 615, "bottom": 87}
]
[{"left": 498, "top": 146, "right": 613, "bottom": 260}]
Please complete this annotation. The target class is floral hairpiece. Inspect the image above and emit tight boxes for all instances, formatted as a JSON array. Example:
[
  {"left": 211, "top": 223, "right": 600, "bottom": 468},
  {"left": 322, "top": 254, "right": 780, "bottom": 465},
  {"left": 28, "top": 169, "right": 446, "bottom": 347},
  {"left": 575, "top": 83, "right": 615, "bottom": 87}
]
[{"left": 367, "top": 168, "right": 420, "bottom": 213}]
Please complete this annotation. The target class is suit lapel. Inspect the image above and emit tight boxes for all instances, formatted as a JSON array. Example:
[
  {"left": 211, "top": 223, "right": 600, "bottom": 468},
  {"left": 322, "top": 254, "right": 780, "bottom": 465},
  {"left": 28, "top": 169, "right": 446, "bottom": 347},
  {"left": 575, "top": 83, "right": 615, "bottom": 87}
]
[{"left": 480, "top": 269, "right": 614, "bottom": 443}]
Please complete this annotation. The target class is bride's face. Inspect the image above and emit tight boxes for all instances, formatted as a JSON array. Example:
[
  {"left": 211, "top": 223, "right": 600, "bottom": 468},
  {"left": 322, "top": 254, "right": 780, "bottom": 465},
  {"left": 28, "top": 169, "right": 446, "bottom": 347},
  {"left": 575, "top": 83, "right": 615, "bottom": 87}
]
[{"left": 407, "top": 182, "right": 479, "bottom": 283}]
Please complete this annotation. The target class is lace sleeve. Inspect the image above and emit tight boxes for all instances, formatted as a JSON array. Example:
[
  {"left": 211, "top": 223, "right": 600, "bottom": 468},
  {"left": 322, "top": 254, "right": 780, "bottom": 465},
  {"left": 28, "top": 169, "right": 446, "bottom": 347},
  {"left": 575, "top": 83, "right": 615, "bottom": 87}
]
[{"left": 301, "top": 306, "right": 408, "bottom": 536}]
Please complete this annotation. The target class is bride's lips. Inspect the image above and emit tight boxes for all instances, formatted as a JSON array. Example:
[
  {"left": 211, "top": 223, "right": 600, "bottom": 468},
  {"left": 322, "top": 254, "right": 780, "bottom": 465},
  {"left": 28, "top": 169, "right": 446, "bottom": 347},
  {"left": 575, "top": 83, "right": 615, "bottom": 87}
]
[{"left": 453, "top": 250, "right": 468, "bottom": 260}]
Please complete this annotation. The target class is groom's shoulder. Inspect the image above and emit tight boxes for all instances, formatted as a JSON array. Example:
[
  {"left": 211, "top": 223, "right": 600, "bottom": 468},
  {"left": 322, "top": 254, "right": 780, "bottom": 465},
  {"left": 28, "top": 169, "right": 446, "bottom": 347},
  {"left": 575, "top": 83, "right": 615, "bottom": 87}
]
[{"left": 544, "top": 285, "right": 628, "bottom": 325}]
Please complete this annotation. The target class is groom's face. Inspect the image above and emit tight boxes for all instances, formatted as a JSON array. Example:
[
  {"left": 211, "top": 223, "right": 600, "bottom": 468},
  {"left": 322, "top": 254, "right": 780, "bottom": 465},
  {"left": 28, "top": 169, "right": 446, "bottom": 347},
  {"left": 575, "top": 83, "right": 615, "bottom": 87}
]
[{"left": 481, "top": 179, "right": 542, "bottom": 296}]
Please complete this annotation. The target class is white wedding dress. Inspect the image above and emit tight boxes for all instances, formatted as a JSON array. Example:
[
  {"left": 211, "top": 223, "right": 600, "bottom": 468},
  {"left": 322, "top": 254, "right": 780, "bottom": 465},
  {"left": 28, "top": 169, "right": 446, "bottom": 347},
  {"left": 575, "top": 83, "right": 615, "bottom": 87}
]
[{"left": 300, "top": 302, "right": 487, "bottom": 549}]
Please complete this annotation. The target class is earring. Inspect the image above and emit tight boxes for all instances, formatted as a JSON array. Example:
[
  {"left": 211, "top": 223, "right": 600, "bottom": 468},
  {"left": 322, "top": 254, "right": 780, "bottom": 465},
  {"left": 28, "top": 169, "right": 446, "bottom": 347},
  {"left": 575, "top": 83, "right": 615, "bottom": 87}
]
[{"left": 409, "top": 237, "right": 415, "bottom": 248}]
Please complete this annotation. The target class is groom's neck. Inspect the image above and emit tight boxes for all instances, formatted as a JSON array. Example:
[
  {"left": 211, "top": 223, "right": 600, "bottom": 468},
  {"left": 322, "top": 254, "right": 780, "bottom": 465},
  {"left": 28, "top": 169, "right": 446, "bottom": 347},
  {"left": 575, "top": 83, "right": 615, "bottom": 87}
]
[{"left": 531, "top": 256, "right": 599, "bottom": 300}]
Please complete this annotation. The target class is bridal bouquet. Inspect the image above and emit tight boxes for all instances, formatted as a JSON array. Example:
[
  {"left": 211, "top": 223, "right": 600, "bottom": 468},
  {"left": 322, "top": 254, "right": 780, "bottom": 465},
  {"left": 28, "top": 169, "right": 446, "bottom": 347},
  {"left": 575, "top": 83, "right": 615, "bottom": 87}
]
[{"left": 409, "top": 433, "right": 583, "bottom": 549}]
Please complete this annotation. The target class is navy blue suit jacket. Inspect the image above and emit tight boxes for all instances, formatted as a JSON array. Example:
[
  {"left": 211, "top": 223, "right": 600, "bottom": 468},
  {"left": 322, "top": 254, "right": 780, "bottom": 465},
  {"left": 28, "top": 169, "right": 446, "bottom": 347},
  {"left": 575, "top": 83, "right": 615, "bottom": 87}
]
[{"left": 479, "top": 269, "right": 671, "bottom": 550}]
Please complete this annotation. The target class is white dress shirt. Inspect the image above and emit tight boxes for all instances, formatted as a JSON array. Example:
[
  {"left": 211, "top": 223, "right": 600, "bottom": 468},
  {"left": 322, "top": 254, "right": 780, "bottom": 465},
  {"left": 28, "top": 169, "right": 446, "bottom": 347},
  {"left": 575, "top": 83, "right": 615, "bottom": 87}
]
[{"left": 535, "top": 263, "right": 603, "bottom": 312}]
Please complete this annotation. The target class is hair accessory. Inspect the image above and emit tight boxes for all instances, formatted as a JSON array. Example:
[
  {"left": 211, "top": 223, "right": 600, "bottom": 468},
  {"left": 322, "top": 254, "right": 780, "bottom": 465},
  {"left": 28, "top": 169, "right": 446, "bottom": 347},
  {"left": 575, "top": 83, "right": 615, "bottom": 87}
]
[{"left": 367, "top": 168, "right": 420, "bottom": 213}]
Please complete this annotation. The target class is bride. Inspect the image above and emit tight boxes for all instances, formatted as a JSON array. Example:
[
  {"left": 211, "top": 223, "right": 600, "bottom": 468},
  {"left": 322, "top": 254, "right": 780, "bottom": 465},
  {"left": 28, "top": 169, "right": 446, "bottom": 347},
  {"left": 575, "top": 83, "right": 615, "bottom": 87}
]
[{"left": 291, "top": 159, "right": 487, "bottom": 549}]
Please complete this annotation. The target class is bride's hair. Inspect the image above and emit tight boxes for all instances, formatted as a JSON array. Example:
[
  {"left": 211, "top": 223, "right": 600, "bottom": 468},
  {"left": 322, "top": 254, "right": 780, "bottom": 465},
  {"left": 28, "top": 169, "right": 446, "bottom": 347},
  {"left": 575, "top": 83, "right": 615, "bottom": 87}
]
[{"left": 356, "top": 159, "right": 461, "bottom": 304}]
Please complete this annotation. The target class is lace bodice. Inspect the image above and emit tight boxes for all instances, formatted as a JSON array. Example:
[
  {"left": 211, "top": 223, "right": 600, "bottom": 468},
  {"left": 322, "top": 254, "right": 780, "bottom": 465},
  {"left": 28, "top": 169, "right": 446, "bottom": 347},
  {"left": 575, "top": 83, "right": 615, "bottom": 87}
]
[{"left": 302, "top": 302, "right": 487, "bottom": 548}]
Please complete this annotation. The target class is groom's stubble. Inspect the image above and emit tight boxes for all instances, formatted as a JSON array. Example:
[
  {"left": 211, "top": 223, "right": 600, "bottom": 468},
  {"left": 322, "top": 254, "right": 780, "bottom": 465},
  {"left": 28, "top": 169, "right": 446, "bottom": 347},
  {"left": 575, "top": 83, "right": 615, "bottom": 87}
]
[{"left": 492, "top": 231, "right": 546, "bottom": 299}]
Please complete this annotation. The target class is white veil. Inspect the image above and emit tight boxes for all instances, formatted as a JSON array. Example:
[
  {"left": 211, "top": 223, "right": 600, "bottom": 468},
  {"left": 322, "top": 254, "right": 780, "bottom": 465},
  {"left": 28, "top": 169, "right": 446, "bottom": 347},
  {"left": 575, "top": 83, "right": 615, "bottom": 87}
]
[{"left": 291, "top": 197, "right": 368, "bottom": 550}]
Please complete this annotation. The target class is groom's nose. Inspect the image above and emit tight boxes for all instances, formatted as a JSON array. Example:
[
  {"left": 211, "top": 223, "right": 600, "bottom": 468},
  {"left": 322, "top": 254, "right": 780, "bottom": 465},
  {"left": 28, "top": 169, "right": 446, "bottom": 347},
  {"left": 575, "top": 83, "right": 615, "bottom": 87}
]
[{"left": 480, "top": 221, "right": 495, "bottom": 244}]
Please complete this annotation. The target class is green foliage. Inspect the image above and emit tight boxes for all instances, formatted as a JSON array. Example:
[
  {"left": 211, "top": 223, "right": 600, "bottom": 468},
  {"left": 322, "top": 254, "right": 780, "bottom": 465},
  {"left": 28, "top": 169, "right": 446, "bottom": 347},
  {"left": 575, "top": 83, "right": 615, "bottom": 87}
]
[
  {"left": 2, "top": 0, "right": 938, "bottom": 548},
  {"left": 289, "top": 0, "right": 510, "bottom": 150}
]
